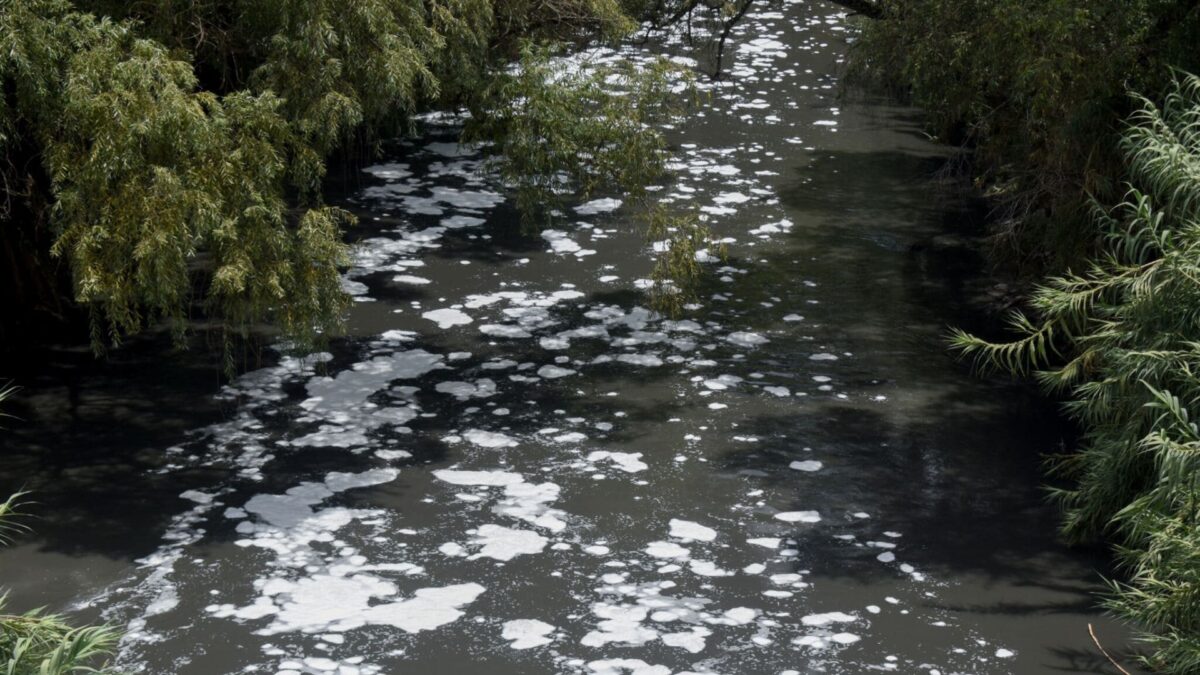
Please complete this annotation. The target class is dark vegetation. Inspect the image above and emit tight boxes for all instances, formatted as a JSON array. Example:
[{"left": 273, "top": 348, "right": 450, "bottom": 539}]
[{"left": 846, "top": 0, "right": 1200, "bottom": 670}]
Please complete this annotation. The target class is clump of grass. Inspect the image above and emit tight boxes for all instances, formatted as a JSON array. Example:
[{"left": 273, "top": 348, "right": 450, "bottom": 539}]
[{"left": 0, "top": 390, "right": 121, "bottom": 674}]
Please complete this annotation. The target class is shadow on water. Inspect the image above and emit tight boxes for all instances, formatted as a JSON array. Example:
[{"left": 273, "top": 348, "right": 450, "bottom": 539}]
[{"left": 0, "top": 333, "right": 238, "bottom": 560}]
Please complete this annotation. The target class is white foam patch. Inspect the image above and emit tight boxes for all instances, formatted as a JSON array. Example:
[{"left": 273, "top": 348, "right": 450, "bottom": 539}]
[
  {"left": 615, "top": 354, "right": 663, "bottom": 367},
  {"left": 537, "top": 365, "right": 576, "bottom": 379},
  {"left": 775, "top": 511, "right": 821, "bottom": 523},
  {"left": 661, "top": 626, "right": 712, "bottom": 653},
  {"left": 295, "top": 350, "right": 443, "bottom": 448},
  {"left": 669, "top": 519, "right": 718, "bottom": 542},
  {"left": 726, "top": 332, "right": 769, "bottom": 347},
  {"left": 364, "top": 162, "right": 411, "bottom": 180},
  {"left": 463, "top": 429, "right": 519, "bottom": 448},
  {"left": 496, "top": 481, "right": 567, "bottom": 532},
  {"left": 435, "top": 379, "right": 497, "bottom": 401},
  {"left": 801, "top": 611, "right": 857, "bottom": 626},
  {"left": 501, "top": 619, "right": 556, "bottom": 649},
  {"left": 575, "top": 198, "right": 623, "bottom": 214},
  {"left": 789, "top": 460, "right": 823, "bottom": 472},
  {"left": 581, "top": 604, "right": 658, "bottom": 647},
  {"left": 324, "top": 468, "right": 399, "bottom": 493},
  {"left": 480, "top": 324, "right": 533, "bottom": 339},
  {"left": 216, "top": 465, "right": 485, "bottom": 637},
  {"left": 716, "top": 607, "right": 759, "bottom": 625},
  {"left": 587, "top": 451, "right": 648, "bottom": 473},
  {"left": 747, "top": 537, "right": 780, "bottom": 549},
  {"left": 433, "top": 470, "right": 524, "bottom": 487},
  {"left": 443, "top": 214, "right": 485, "bottom": 228},
  {"left": 542, "top": 229, "right": 582, "bottom": 255},
  {"left": 645, "top": 541, "right": 690, "bottom": 560},
  {"left": 470, "top": 524, "right": 548, "bottom": 561},
  {"left": 356, "top": 583, "right": 487, "bottom": 633},
  {"left": 688, "top": 560, "right": 732, "bottom": 577},
  {"left": 586, "top": 659, "right": 670, "bottom": 675},
  {"left": 422, "top": 308, "right": 473, "bottom": 328}
]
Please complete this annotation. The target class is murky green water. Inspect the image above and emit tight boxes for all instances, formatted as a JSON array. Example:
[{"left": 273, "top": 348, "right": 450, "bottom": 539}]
[{"left": 1, "top": 2, "right": 1139, "bottom": 674}]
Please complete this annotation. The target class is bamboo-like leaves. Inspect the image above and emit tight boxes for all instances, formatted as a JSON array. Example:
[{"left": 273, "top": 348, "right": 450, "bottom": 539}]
[
  {"left": 949, "top": 73, "right": 1200, "bottom": 672},
  {"left": 3, "top": 0, "right": 660, "bottom": 357}
]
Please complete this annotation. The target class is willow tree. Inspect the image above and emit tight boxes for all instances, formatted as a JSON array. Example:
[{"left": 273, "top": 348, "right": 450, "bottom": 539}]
[
  {"left": 952, "top": 74, "right": 1200, "bottom": 673},
  {"left": 0, "top": 0, "right": 690, "bottom": 355}
]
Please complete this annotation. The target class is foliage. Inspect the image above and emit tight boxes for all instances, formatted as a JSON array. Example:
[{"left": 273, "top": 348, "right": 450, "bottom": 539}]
[
  {"left": 0, "top": 0, "right": 693, "bottom": 356},
  {"left": 950, "top": 73, "right": 1200, "bottom": 673},
  {"left": 0, "top": 493, "right": 27, "bottom": 547},
  {"left": 852, "top": 0, "right": 1200, "bottom": 270},
  {"left": 466, "top": 45, "right": 682, "bottom": 216},
  {"left": 0, "top": 597, "right": 120, "bottom": 675},
  {"left": 465, "top": 43, "right": 716, "bottom": 304}
]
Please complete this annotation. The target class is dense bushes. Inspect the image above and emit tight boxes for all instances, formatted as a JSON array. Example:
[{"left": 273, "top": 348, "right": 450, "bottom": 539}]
[
  {"left": 853, "top": 0, "right": 1200, "bottom": 269},
  {"left": 952, "top": 74, "right": 1200, "bottom": 673}
]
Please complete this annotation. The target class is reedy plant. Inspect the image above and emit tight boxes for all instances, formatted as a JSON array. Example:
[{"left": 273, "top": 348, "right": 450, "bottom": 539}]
[
  {"left": 0, "top": 598, "right": 120, "bottom": 675},
  {"left": 951, "top": 72, "right": 1200, "bottom": 673},
  {"left": 0, "top": 392, "right": 120, "bottom": 674}
]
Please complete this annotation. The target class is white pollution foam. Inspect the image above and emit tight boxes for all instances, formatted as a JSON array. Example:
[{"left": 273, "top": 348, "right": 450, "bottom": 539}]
[
  {"left": 470, "top": 524, "right": 548, "bottom": 561},
  {"left": 669, "top": 519, "right": 718, "bottom": 542},
  {"left": 433, "top": 470, "right": 524, "bottom": 486},
  {"left": 726, "top": 332, "right": 769, "bottom": 347},
  {"left": 462, "top": 429, "right": 519, "bottom": 448},
  {"left": 501, "top": 619, "right": 556, "bottom": 649},
  {"left": 775, "top": 511, "right": 821, "bottom": 523},
  {"left": 789, "top": 460, "right": 823, "bottom": 472},
  {"left": 587, "top": 451, "right": 648, "bottom": 473},
  {"left": 422, "top": 308, "right": 473, "bottom": 328},
  {"left": 645, "top": 541, "right": 690, "bottom": 560}
]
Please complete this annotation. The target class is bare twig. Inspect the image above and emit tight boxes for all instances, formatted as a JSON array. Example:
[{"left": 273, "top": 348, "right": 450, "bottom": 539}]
[{"left": 1088, "top": 623, "right": 1133, "bottom": 675}]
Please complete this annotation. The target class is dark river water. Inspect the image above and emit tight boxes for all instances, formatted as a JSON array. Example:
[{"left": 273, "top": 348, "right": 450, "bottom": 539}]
[{"left": 1, "top": 2, "right": 1141, "bottom": 674}]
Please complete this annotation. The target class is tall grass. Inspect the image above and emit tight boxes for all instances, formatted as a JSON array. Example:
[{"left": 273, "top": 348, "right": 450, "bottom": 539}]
[{"left": 0, "top": 390, "right": 121, "bottom": 675}]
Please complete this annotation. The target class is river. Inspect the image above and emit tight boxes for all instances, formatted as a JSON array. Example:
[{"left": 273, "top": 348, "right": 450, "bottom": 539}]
[{"left": 0, "top": 1, "right": 1136, "bottom": 674}]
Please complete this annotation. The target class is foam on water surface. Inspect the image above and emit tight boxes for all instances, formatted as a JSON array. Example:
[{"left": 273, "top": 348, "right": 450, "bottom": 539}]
[{"left": 78, "top": 7, "right": 1062, "bottom": 675}]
